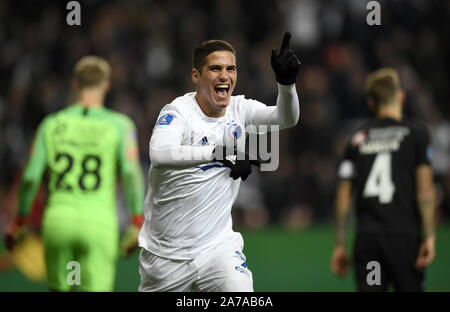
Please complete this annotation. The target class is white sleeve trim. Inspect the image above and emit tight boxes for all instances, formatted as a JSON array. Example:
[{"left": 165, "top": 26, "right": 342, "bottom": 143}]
[{"left": 338, "top": 160, "right": 355, "bottom": 179}]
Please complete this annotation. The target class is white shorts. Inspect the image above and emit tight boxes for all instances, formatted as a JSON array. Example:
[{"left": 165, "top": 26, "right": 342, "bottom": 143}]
[{"left": 138, "top": 231, "right": 253, "bottom": 292}]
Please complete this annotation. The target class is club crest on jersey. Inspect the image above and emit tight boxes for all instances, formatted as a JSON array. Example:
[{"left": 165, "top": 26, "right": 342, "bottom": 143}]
[
  {"left": 156, "top": 114, "right": 174, "bottom": 126},
  {"left": 227, "top": 120, "right": 242, "bottom": 140},
  {"left": 351, "top": 130, "right": 367, "bottom": 147}
]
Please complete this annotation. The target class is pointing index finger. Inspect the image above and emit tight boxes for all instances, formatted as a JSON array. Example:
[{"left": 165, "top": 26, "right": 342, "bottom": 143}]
[{"left": 280, "top": 31, "right": 291, "bottom": 53}]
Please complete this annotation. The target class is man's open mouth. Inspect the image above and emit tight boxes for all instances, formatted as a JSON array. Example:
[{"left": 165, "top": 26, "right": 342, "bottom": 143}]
[{"left": 214, "top": 84, "right": 230, "bottom": 98}]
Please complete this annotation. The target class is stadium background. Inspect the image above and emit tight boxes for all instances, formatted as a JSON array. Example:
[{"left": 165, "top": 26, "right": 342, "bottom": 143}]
[{"left": 0, "top": 0, "right": 449, "bottom": 291}]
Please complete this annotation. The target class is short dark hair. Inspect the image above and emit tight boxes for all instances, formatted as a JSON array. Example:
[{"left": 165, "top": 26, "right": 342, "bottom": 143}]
[
  {"left": 365, "top": 68, "right": 400, "bottom": 108},
  {"left": 193, "top": 40, "right": 235, "bottom": 72}
]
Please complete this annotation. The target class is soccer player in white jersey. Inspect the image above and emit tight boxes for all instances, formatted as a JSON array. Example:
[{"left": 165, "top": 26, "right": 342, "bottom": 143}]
[{"left": 138, "top": 32, "right": 301, "bottom": 292}]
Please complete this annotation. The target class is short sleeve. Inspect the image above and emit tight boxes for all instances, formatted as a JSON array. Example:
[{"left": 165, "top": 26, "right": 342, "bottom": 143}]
[
  {"left": 337, "top": 133, "right": 360, "bottom": 180},
  {"left": 415, "top": 123, "right": 432, "bottom": 166}
]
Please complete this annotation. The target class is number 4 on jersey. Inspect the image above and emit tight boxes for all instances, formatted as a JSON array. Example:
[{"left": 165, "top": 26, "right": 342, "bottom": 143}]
[{"left": 363, "top": 152, "right": 395, "bottom": 204}]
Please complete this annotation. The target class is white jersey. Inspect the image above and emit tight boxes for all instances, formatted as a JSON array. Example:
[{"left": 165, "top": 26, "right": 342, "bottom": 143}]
[{"left": 139, "top": 84, "right": 299, "bottom": 260}]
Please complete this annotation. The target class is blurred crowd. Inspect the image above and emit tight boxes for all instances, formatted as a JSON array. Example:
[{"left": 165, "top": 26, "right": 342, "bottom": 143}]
[{"left": 0, "top": 0, "right": 449, "bottom": 231}]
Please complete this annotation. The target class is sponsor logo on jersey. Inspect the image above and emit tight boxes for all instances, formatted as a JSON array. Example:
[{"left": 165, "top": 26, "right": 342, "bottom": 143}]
[
  {"left": 359, "top": 126, "right": 410, "bottom": 154},
  {"left": 156, "top": 114, "right": 174, "bottom": 125}
]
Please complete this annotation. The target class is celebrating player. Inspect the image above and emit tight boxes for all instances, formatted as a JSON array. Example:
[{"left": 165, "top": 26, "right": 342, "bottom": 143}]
[
  {"left": 138, "top": 32, "right": 301, "bottom": 292},
  {"left": 5, "top": 56, "right": 145, "bottom": 291},
  {"left": 331, "top": 68, "right": 436, "bottom": 291}
]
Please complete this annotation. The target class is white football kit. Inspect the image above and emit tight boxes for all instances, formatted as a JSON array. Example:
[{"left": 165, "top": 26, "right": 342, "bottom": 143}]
[{"left": 138, "top": 83, "right": 299, "bottom": 292}]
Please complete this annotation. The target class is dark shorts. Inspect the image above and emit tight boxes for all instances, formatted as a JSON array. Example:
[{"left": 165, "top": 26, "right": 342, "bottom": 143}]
[{"left": 353, "top": 232, "right": 424, "bottom": 292}]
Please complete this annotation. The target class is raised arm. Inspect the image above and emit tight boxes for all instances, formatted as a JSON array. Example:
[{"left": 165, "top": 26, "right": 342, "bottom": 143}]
[
  {"left": 250, "top": 84, "right": 300, "bottom": 129},
  {"left": 248, "top": 32, "right": 301, "bottom": 129}
]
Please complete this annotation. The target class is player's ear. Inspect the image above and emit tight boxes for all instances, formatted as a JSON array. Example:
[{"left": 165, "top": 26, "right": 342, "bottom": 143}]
[
  {"left": 72, "top": 79, "right": 79, "bottom": 91},
  {"left": 104, "top": 80, "right": 111, "bottom": 93},
  {"left": 398, "top": 89, "right": 405, "bottom": 104},
  {"left": 192, "top": 68, "right": 200, "bottom": 85}
]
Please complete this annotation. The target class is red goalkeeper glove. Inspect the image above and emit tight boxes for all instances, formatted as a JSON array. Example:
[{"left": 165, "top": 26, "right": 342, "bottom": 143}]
[
  {"left": 120, "top": 215, "right": 144, "bottom": 257},
  {"left": 5, "top": 216, "right": 29, "bottom": 251}
]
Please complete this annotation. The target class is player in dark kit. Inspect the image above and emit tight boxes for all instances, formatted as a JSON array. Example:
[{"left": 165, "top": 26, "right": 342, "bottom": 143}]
[{"left": 331, "top": 68, "right": 436, "bottom": 291}]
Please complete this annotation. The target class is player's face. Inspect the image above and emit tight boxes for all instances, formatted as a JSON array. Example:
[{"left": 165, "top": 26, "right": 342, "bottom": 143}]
[{"left": 192, "top": 51, "right": 237, "bottom": 116}]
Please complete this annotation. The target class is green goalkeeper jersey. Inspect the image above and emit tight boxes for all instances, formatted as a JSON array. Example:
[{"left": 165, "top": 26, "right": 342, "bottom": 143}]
[{"left": 18, "top": 103, "right": 144, "bottom": 221}]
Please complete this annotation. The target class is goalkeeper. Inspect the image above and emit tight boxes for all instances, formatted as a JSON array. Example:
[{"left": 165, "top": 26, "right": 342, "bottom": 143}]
[{"left": 5, "top": 56, "right": 145, "bottom": 291}]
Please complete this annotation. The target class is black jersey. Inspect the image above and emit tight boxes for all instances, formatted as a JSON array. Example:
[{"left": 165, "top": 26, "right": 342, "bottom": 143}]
[{"left": 338, "top": 117, "right": 431, "bottom": 237}]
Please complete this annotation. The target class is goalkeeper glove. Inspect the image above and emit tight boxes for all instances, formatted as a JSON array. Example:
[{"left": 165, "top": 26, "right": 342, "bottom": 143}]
[
  {"left": 5, "top": 216, "right": 46, "bottom": 282},
  {"left": 11, "top": 233, "right": 46, "bottom": 282},
  {"left": 120, "top": 215, "right": 144, "bottom": 257},
  {"left": 5, "top": 216, "right": 29, "bottom": 251},
  {"left": 271, "top": 31, "right": 301, "bottom": 85},
  {"left": 213, "top": 145, "right": 262, "bottom": 181}
]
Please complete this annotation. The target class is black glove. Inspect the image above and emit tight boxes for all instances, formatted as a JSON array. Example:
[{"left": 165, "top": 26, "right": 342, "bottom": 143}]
[
  {"left": 213, "top": 145, "right": 261, "bottom": 181},
  {"left": 271, "top": 31, "right": 301, "bottom": 85}
]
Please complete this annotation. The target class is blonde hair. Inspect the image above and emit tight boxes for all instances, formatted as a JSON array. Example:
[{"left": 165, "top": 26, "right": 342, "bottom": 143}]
[
  {"left": 74, "top": 56, "right": 111, "bottom": 89},
  {"left": 365, "top": 68, "right": 400, "bottom": 107}
]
